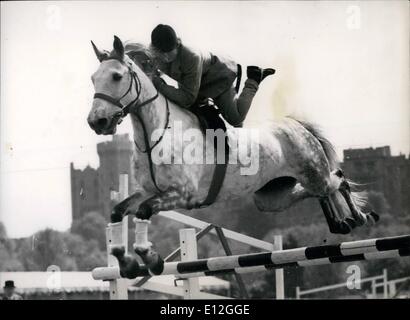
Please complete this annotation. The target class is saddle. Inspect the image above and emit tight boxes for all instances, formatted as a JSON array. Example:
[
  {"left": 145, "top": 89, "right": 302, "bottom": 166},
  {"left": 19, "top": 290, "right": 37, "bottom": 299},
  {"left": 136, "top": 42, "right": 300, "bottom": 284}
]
[
  {"left": 190, "top": 63, "right": 242, "bottom": 133},
  {"left": 189, "top": 99, "right": 229, "bottom": 208},
  {"left": 190, "top": 98, "right": 227, "bottom": 133}
]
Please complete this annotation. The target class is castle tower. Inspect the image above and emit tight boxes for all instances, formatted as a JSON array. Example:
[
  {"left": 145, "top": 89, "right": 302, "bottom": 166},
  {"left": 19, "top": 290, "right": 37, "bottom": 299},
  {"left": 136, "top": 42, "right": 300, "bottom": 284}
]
[
  {"left": 70, "top": 163, "right": 100, "bottom": 221},
  {"left": 96, "top": 134, "right": 134, "bottom": 219}
]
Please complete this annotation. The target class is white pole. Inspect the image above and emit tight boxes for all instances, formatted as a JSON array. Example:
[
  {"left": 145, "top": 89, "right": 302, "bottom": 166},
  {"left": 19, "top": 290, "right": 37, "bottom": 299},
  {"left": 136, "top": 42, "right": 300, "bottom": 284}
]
[
  {"left": 107, "top": 174, "right": 129, "bottom": 299},
  {"left": 371, "top": 279, "right": 376, "bottom": 298},
  {"left": 119, "top": 174, "right": 129, "bottom": 250},
  {"left": 274, "top": 235, "right": 285, "bottom": 299},
  {"left": 179, "top": 228, "right": 201, "bottom": 299},
  {"left": 296, "top": 286, "right": 300, "bottom": 299},
  {"left": 383, "top": 268, "right": 388, "bottom": 299},
  {"left": 389, "top": 282, "right": 396, "bottom": 298}
]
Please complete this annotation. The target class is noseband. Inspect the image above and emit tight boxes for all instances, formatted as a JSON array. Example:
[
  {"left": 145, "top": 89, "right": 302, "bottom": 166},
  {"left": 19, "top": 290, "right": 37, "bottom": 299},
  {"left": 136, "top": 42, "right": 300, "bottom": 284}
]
[
  {"left": 93, "top": 57, "right": 159, "bottom": 121},
  {"left": 92, "top": 57, "right": 169, "bottom": 193}
]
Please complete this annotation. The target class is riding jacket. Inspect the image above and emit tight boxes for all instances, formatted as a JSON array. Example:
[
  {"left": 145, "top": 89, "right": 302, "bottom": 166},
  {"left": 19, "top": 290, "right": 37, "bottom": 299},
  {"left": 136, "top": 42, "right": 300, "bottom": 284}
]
[{"left": 155, "top": 43, "right": 238, "bottom": 108}]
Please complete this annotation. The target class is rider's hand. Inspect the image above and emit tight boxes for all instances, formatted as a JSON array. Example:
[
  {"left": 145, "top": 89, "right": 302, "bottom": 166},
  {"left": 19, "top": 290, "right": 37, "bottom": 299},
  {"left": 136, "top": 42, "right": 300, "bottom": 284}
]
[{"left": 152, "top": 76, "right": 166, "bottom": 89}]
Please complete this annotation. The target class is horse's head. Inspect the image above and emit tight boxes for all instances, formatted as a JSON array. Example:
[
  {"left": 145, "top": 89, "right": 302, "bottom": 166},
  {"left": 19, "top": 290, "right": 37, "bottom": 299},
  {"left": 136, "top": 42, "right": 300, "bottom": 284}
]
[{"left": 87, "top": 36, "right": 158, "bottom": 135}]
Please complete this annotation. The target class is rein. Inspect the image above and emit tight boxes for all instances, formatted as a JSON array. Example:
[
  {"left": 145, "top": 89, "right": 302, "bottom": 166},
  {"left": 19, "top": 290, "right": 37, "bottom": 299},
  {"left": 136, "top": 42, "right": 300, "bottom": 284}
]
[{"left": 93, "top": 57, "right": 169, "bottom": 193}]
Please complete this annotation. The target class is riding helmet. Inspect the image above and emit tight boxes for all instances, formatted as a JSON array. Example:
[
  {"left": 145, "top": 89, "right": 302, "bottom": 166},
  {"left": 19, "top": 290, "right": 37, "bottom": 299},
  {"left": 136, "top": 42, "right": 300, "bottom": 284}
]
[{"left": 151, "top": 24, "right": 178, "bottom": 53}]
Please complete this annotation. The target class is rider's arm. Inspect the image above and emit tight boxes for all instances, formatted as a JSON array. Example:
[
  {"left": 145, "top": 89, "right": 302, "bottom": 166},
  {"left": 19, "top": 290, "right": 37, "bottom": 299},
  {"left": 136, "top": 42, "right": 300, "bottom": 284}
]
[{"left": 155, "top": 52, "right": 203, "bottom": 108}]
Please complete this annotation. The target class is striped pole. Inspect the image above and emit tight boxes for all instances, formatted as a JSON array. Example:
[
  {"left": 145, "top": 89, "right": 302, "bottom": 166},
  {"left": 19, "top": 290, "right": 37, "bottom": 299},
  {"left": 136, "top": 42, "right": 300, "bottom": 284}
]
[{"left": 92, "top": 234, "right": 410, "bottom": 280}]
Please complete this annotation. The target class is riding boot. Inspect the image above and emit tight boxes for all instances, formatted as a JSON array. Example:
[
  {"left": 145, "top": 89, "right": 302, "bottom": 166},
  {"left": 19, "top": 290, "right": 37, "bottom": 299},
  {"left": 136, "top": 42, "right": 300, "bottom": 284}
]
[
  {"left": 214, "top": 66, "right": 275, "bottom": 127},
  {"left": 247, "top": 66, "right": 276, "bottom": 84}
]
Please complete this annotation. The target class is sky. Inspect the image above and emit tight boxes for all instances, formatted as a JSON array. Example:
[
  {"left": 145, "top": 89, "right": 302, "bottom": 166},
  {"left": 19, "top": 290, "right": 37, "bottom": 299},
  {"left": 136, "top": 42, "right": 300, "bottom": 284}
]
[{"left": 1, "top": 1, "right": 409, "bottom": 238}]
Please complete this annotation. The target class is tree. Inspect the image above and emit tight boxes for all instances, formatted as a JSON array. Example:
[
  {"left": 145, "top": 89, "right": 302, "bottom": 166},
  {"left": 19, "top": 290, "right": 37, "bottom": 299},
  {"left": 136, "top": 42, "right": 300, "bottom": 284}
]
[
  {"left": 15, "top": 229, "right": 74, "bottom": 271},
  {"left": 366, "top": 191, "right": 391, "bottom": 216},
  {"left": 63, "top": 233, "right": 105, "bottom": 271},
  {"left": 71, "top": 211, "right": 107, "bottom": 250},
  {"left": 0, "top": 222, "right": 7, "bottom": 240},
  {"left": 0, "top": 223, "right": 25, "bottom": 271}
]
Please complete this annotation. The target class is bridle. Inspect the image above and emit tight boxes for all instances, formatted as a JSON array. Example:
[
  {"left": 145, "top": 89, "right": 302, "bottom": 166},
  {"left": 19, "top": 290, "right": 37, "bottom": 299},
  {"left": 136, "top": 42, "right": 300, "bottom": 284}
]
[
  {"left": 93, "top": 57, "right": 158, "bottom": 125},
  {"left": 93, "top": 57, "right": 170, "bottom": 192}
]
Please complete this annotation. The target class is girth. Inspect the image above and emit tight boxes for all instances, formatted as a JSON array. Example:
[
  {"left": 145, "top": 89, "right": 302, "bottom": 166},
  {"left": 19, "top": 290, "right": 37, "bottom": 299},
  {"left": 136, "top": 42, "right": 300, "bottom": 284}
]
[{"left": 190, "top": 101, "right": 229, "bottom": 208}]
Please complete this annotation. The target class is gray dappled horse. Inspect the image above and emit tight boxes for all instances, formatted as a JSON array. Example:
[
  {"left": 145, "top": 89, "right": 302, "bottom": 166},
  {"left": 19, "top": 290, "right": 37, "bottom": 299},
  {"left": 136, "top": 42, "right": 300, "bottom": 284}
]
[{"left": 87, "top": 36, "right": 378, "bottom": 277}]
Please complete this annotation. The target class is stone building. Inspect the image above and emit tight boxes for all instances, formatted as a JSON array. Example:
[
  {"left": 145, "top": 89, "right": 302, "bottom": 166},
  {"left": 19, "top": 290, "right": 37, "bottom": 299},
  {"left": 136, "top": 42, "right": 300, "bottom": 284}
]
[
  {"left": 341, "top": 146, "right": 410, "bottom": 216},
  {"left": 70, "top": 134, "right": 136, "bottom": 221}
]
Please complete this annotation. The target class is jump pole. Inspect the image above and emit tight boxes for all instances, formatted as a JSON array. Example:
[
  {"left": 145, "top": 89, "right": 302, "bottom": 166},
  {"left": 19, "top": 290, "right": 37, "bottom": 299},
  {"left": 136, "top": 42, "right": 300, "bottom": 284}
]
[
  {"left": 179, "top": 228, "right": 201, "bottom": 299},
  {"left": 93, "top": 234, "right": 410, "bottom": 280},
  {"left": 274, "top": 235, "right": 284, "bottom": 299},
  {"left": 94, "top": 174, "right": 284, "bottom": 299},
  {"left": 105, "top": 173, "right": 129, "bottom": 299}
]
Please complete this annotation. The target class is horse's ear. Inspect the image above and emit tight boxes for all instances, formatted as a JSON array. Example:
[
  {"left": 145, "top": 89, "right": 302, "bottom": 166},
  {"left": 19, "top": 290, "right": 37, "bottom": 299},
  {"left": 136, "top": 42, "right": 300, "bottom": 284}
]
[
  {"left": 91, "top": 40, "right": 108, "bottom": 62},
  {"left": 113, "top": 35, "right": 124, "bottom": 59}
]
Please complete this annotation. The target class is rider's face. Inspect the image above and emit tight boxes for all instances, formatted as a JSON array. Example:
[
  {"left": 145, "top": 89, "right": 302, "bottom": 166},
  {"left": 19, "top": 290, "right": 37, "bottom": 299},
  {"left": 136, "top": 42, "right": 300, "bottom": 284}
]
[{"left": 152, "top": 46, "right": 179, "bottom": 63}]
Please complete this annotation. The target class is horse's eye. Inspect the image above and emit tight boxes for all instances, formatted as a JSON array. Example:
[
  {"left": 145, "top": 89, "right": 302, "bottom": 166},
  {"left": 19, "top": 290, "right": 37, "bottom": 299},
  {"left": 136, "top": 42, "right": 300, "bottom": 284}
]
[{"left": 112, "top": 73, "right": 122, "bottom": 81}]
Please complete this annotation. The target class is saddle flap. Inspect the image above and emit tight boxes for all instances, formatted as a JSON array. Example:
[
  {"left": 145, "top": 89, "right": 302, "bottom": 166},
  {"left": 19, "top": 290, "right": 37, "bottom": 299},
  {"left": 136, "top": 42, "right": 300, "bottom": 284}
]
[{"left": 190, "top": 99, "right": 227, "bottom": 133}]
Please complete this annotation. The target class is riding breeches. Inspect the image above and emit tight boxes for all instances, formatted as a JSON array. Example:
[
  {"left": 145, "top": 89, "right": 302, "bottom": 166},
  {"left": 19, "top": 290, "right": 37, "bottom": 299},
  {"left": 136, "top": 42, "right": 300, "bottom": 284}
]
[{"left": 214, "top": 79, "right": 259, "bottom": 127}]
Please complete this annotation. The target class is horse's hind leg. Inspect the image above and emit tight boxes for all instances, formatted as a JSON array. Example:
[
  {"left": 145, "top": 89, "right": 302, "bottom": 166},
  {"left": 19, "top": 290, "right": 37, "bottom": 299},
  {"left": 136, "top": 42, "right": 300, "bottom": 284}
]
[
  {"left": 253, "top": 176, "right": 355, "bottom": 234},
  {"left": 335, "top": 169, "right": 379, "bottom": 226},
  {"left": 320, "top": 169, "right": 379, "bottom": 233},
  {"left": 319, "top": 196, "right": 355, "bottom": 234},
  {"left": 295, "top": 165, "right": 359, "bottom": 234}
]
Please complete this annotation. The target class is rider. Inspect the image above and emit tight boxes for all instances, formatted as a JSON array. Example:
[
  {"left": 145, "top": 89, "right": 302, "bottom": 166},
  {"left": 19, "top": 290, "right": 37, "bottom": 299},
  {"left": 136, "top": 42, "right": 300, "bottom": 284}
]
[{"left": 150, "top": 24, "right": 275, "bottom": 127}]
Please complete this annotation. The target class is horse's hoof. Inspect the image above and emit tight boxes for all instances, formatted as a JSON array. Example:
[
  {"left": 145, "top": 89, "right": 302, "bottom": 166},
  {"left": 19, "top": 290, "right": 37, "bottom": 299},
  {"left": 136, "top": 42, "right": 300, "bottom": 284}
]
[
  {"left": 121, "top": 258, "right": 141, "bottom": 279},
  {"left": 111, "top": 246, "right": 126, "bottom": 259},
  {"left": 328, "top": 222, "right": 351, "bottom": 235},
  {"left": 345, "top": 218, "right": 357, "bottom": 230},
  {"left": 135, "top": 203, "right": 153, "bottom": 220},
  {"left": 111, "top": 247, "right": 141, "bottom": 279},
  {"left": 136, "top": 247, "right": 164, "bottom": 275},
  {"left": 110, "top": 212, "right": 123, "bottom": 223},
  {"left": 148, "top": 254, "right": 165, "bottom": 275},
  {"left": 111, "top": 202, "right": 127, "bottom": 223},
  {"left": 338, "top": 221, "right": 353, "bottom": 234},
  {"left": 353, "top": 215, "right": 366, "bottom": 227},
  {"left": 368, "top": 211, "right": 380, "bottom": 223},
  {"left": 120, "top": 256, "right": 141, "bottom": 279}
]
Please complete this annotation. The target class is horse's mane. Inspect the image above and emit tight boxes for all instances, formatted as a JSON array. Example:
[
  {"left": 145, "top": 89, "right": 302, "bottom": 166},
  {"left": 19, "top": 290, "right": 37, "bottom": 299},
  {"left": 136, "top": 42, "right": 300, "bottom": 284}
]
[
  {"left": 124, "top": 41, "right": 153, "bottom": 59},
  {"left": 122, "top": 41, "right": 159, "bottom": 77}
]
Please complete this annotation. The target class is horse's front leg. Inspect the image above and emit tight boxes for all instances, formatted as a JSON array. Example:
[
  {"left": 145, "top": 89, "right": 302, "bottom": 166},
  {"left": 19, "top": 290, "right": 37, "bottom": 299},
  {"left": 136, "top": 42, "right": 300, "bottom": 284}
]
[
  {"left": 115, "top": 188, "right": 195, "bottom": 276},
  {"left": 135, "top": 187, "right": 195, "bottom": 220},
  {"left": 110, "top": 191, "right": 149, "bottom": 223}
]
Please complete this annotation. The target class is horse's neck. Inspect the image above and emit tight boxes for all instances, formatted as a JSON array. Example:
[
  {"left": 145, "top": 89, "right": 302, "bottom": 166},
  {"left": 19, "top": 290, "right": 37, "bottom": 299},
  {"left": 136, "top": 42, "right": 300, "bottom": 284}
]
[
  {"left": 129, "top": 71, "right": 201, "bottom": 152},
  {"left": 130, "top": 85, "right": 168, "bottom": 151}
]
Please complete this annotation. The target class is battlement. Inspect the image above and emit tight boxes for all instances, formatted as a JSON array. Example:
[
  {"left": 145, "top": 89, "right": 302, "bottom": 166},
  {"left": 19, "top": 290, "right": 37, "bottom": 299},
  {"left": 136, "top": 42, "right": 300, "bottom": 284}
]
[
  {"left": 97, "top": 134, "right": 133, "bottom": 155},
  {"left": 343, "top": 146, "right": 391, "bottom": 160}
]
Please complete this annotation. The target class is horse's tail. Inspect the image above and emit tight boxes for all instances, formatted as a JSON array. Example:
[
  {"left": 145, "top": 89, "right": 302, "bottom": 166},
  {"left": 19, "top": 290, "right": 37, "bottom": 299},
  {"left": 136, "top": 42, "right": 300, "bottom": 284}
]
[
  {"left": 290, "top": 117, "right": 369, "bottom": 214},
  {"left": 289, "top": 117, "right": 339, "bottom": 170}
]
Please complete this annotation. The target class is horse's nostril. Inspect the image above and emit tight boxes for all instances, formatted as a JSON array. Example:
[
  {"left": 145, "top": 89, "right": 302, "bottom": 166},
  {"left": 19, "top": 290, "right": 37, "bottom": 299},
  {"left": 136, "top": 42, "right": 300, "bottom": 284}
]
[
  {"left": 88, "top": 120, "right": 95, "bottom": 130},
  {"left": 97, "top": 118, "right": 108, "bottom": 129}
]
